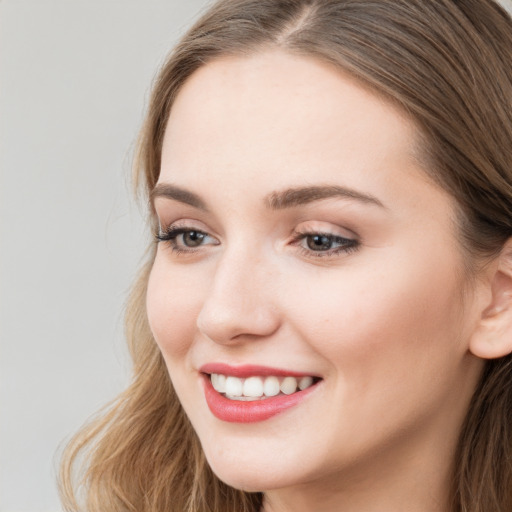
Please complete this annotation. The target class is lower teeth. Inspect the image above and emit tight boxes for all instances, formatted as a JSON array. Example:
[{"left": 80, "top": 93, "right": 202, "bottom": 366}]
[
  {"left": 225, "top": 395, "right": 267, "bottom": 401},
  {"left": 224, "top": 391, "right": 299, "bottom": 401}
]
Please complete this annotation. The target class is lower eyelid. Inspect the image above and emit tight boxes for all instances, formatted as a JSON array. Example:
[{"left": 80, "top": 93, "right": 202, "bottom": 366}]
[{"left": 299, "top": 242, "right": 359, "bottom": 258}]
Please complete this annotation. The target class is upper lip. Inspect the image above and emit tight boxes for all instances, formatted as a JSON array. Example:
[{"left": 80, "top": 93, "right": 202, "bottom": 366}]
[{"left": 199, "top": 362, "right": 320, "bottom": 378}]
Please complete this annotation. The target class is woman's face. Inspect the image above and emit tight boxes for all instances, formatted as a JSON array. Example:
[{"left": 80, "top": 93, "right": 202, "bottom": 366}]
[{"left": 147, "top": 51, "right": 485, "bottom": 495}]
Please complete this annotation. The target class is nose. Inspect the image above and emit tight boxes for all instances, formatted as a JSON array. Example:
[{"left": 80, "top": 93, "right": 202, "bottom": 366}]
[{"left": 196, "top": 248, "right": 281, "bottom": 345}]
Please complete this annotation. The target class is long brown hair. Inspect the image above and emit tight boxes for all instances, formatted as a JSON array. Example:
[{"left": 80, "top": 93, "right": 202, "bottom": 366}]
[{"left": 59, "top": 1, "right": 512, "bottom": 511}]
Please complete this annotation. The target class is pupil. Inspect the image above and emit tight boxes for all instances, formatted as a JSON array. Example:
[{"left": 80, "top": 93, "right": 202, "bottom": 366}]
[
  {"left": 307, "top": 235, "right": 332, "bottom": 251},
  {"left": 184, "top": 231, "right": 204, "bottom": 247}
]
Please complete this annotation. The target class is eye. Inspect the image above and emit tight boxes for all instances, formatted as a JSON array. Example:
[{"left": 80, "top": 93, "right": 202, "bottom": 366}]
[
  {"left": 292, "top": 231, "right": 359, "bottom": 257},
  {"left": 179, "top": 230, "right": 206, "bottom": 247},
  {"left": 156, "top": 226, "right": 219, "bottom": 252},
  {"left": 306, "top": 234, "right": 338, "bottom": 251}
]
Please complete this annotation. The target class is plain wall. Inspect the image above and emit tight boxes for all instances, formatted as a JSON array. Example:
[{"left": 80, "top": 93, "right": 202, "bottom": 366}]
[
  {"left": 0, "top": 2, "right": 210, "bottom": 511},
  {"left": 1, "top": 1, "right": 511, "bottom": 511}
]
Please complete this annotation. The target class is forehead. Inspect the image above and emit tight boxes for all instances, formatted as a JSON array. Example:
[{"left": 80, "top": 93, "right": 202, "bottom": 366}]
[
  {"left": 159, "top": 50, "right": 431, "bottom": 207},
  {"left": 166, "top": 50, "right": 415, "bottom": 142}
]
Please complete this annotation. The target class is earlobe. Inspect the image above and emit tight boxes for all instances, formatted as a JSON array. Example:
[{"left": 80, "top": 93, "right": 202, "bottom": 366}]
[{"left": 469, "top": 240, "right": 512, "bottom": 360}]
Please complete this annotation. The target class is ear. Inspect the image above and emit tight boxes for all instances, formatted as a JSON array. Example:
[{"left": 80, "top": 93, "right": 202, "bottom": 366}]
[{"left": 470, "top": 239, "right": 512, "bottom": 359}]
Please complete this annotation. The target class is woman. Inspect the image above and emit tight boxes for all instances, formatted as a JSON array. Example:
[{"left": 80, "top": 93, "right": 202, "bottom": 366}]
[{"left": 60, "top": 1, "right": 512, "bottom": 511}]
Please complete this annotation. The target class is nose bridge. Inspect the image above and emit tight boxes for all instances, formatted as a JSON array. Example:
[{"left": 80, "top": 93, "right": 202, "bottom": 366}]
[{"left": 196, "top": 243, "right": 280, "bottom": 344}]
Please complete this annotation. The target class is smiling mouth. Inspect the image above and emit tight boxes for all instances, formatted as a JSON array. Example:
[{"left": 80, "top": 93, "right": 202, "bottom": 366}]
[
  {"left": 209, "top": 373, "right": 321, "bottom": 401},
  {"left": 200, "top": 364, "right": 323, "bottom": 422}
]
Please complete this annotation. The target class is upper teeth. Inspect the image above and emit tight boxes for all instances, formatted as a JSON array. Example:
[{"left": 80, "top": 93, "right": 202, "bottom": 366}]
[{"left": 210, "top": 374, "right": 314, "bottom": 400}]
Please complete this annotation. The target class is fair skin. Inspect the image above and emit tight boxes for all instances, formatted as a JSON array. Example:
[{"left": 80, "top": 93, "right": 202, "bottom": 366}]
[{"left": 146, "top": 51, "right": 490, "bottom": 512}]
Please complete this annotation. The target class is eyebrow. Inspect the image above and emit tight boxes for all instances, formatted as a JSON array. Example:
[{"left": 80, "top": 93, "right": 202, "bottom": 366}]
[
  {"left": 150, "top": 183, "right": 208, "bottom": 211},
  {"left": 265, "top": 185, "right": 385, "bottom": 209},
  {"left": 150, "top": 183, "right": 385, "bottom": 211}
]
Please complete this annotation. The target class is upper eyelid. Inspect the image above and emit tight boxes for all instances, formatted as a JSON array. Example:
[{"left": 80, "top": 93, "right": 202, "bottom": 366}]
[
  {"left": 292, "top": 223, "right": 359, "bottom": 241},
  {"left": 157, "top": 218, "right": 213, "bottom": 233},
  {"left": 156, "top": 218, "right": 361, "bottom": 245},
  {"left": 293, "top": 227, "right": 357, "bottom": 238},
  {"left": 156, "top": 222, "right": 358, "bottom": 240}
]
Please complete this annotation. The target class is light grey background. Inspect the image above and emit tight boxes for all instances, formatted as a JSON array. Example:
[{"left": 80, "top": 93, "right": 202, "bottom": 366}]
[
  {"left": 1, "top": 1, "right": 511, "bottom": 511},
  {"left": 0, "top": 2, "right": 210, "bottom": 511}
]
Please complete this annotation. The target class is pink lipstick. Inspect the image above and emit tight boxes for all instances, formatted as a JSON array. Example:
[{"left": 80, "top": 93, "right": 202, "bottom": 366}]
[{"left": 200, "top": 363, "right": 321, "bottom": 423}]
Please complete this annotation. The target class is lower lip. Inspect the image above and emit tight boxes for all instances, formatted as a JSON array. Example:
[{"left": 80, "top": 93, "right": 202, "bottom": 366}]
[{"left": 202, "top": 374, "right": 319, "bottom": 423}]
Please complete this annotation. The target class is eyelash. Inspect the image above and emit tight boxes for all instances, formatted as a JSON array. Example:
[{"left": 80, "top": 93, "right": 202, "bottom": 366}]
[
  {"left": 155, "top": 225, "right": 360, "bottom": 258},
  {"left": 155, "top": 227, "right": 217, "bottom": 254},
  {"left": 290, "top": 231, "right": 360, "bottom": 258}
]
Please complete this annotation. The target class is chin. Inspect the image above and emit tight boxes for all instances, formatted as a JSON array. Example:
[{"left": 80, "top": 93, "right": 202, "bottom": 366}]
[
  {"left": 200, "top": 438, "right": 319, "bottom": 493},
  {"left": 206, "top": 461, "right": 295, "bottom": 493}
]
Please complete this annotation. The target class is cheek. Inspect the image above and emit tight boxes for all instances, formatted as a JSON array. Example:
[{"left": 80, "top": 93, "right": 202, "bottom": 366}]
[
  {"left": 285, "top": 248, "right": 467, "bottom": 389},
  {"left": 146, "top": 256, "right": 203, "bottom": 358},
  {"left": 278, "top": 250, "right": 473, "bottom": 457}
]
